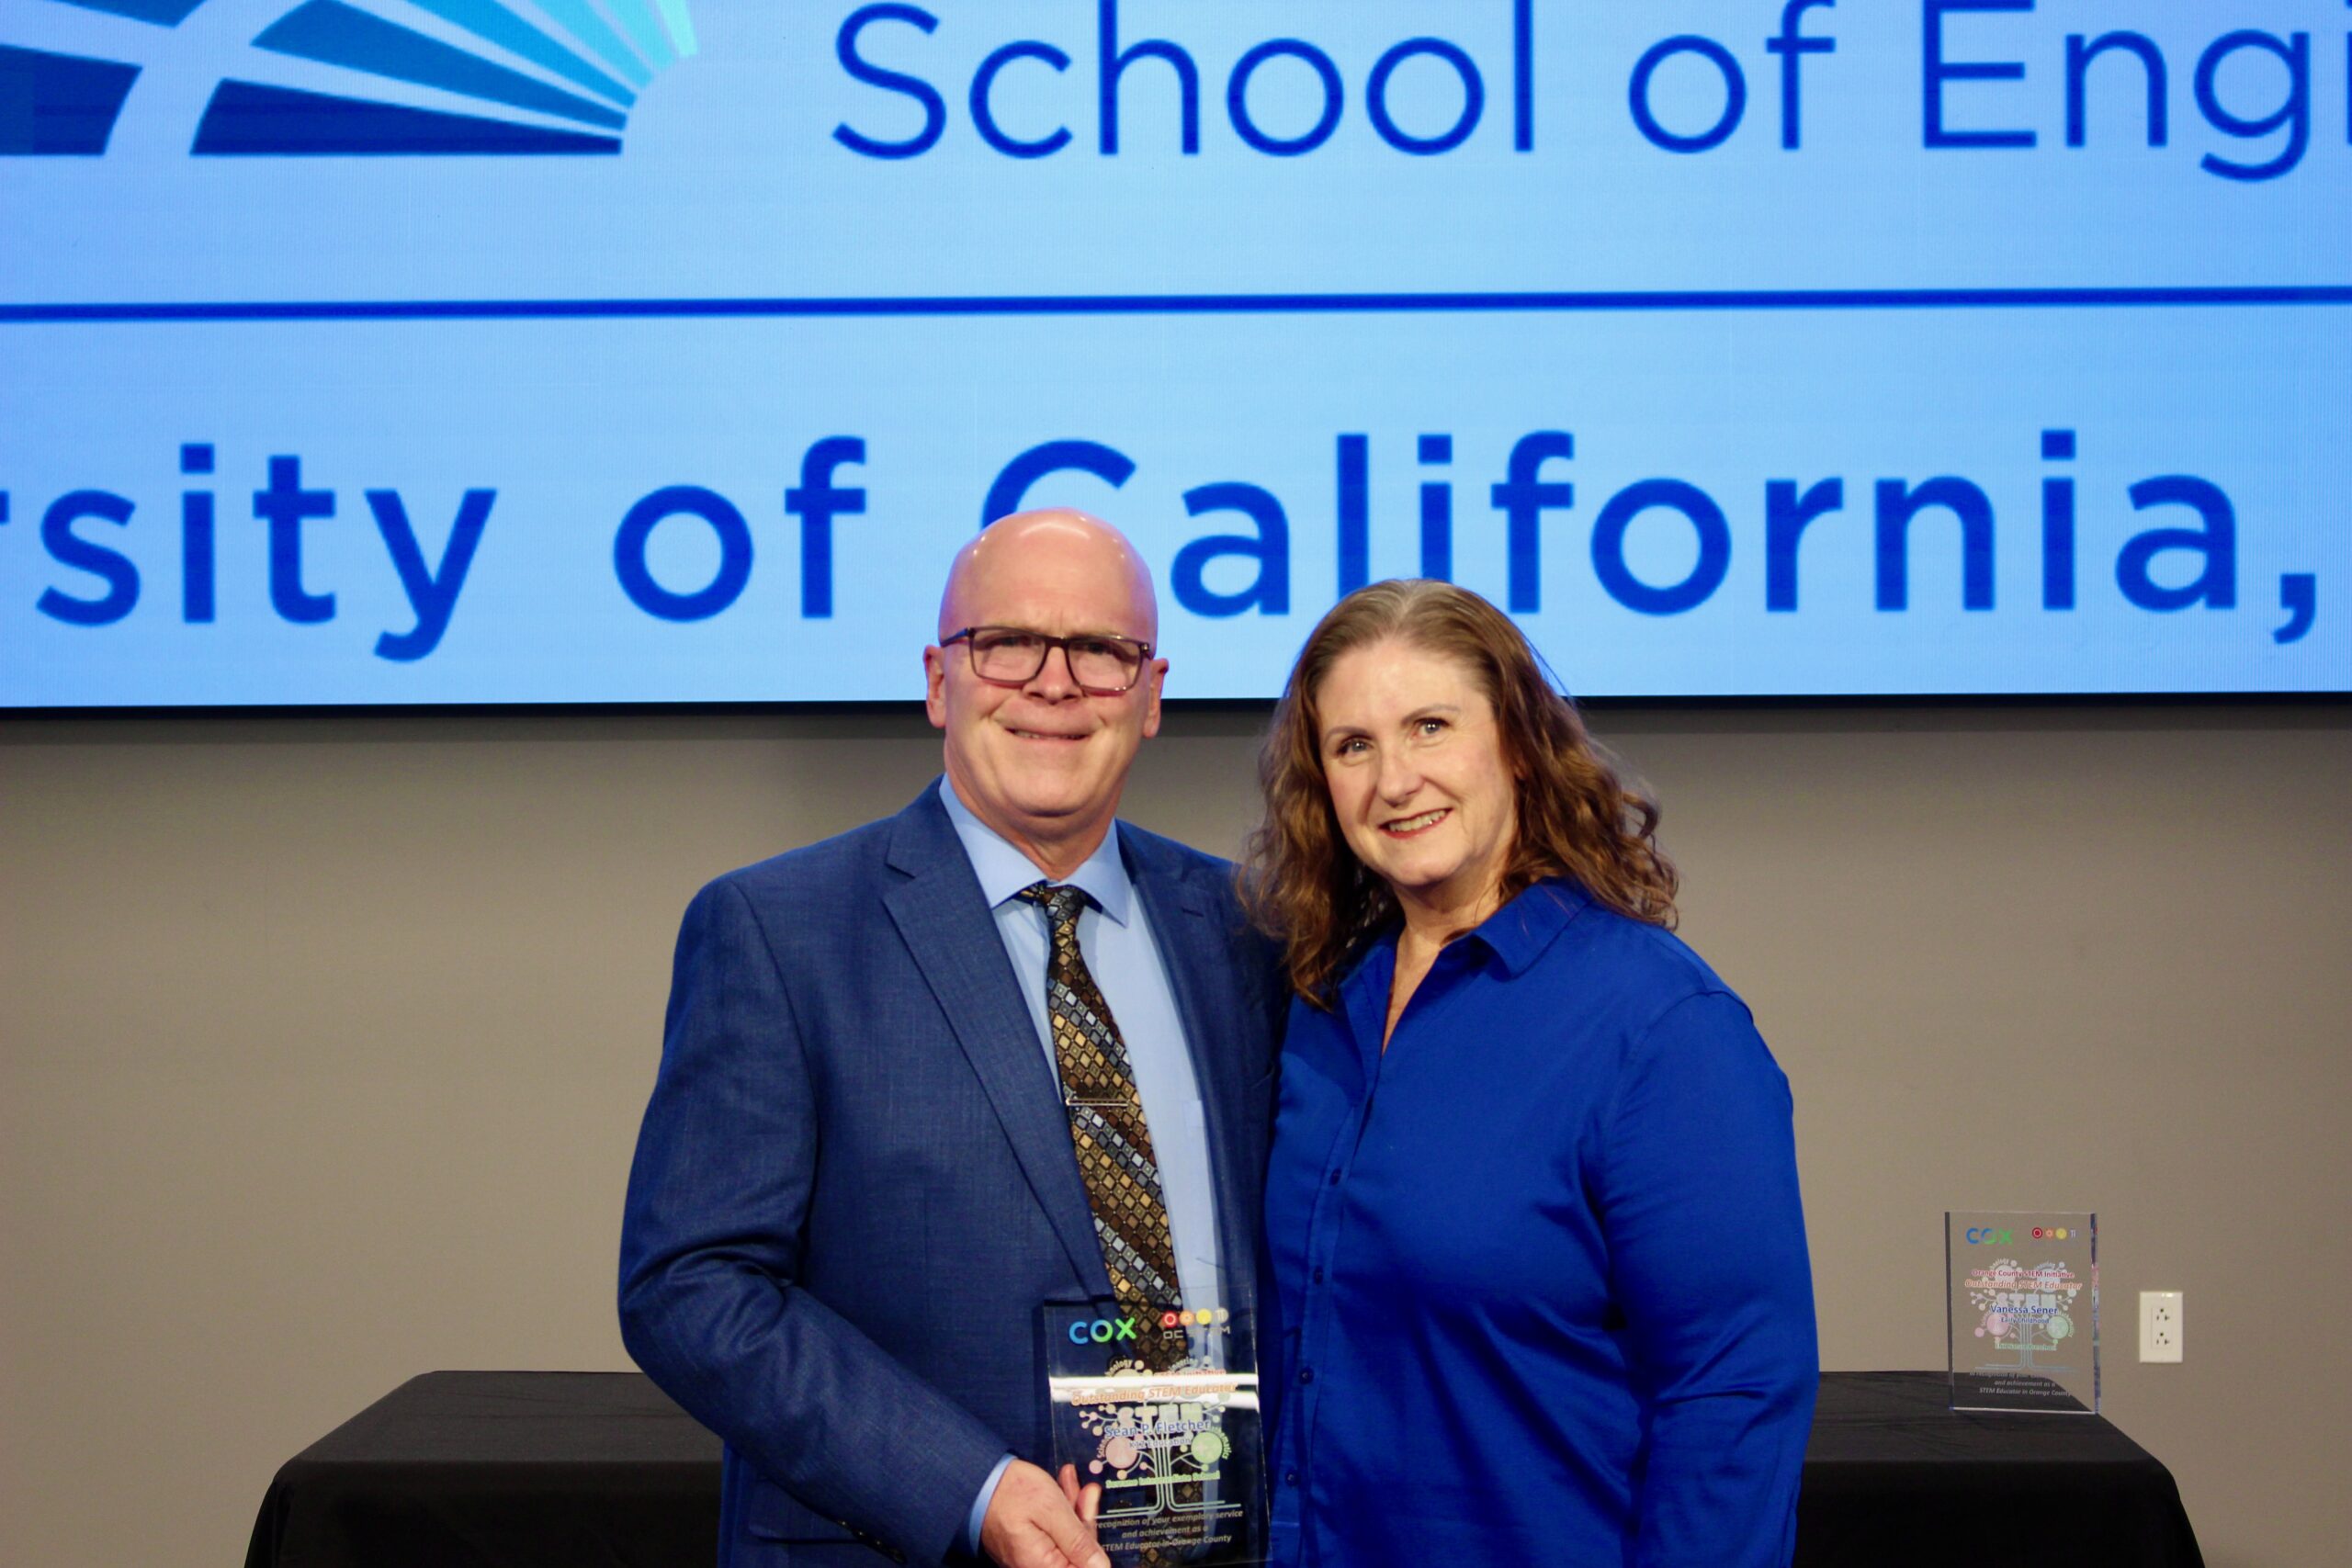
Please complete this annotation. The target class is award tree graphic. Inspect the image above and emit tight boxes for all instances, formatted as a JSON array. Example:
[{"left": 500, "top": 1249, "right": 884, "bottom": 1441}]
[
  {"left": 1075, "top": 1353, "right": 1235, "bottom": 1526},
  {"left": 4, "top": 0, "right": 697, "bottom": 155},
  {"left": 1967, "top": 1256, "right": 2084, "bottom": 1370}
]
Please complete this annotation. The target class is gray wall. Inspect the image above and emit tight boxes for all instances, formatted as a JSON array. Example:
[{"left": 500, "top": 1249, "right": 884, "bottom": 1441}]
[{"left": 4, "top": 704, "right": 2346, "bottom": 1566}]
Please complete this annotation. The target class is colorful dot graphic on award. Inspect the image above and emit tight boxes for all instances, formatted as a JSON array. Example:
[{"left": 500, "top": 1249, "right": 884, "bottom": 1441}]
[{"left": 3, "top": 0, "right": 697, "bottom": 156}]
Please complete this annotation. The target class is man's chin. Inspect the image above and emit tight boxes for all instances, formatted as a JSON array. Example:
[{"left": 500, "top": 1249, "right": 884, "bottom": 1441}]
[{"left": 1002, "top": 787, "right": 1102, "bottom": 825}]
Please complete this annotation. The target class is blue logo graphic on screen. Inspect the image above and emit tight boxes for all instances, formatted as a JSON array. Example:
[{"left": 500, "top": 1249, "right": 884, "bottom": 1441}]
[{"left": 1, "top": 0, "right": 696, "bottom": 155}]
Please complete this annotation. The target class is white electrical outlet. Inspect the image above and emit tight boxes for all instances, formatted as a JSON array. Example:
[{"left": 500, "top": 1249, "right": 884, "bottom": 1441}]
[{"left": 2140, "top": 1291, "right": 2184, "bottom": 1362}]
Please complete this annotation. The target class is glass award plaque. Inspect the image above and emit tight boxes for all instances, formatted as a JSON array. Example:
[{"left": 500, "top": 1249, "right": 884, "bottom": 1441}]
[
  {"left": 1040, "top": 1300, "right": 1266, "bottom": 1566},
  {"left": 1947, "top": 1211, "right": 2098, "bottom": 1413}
]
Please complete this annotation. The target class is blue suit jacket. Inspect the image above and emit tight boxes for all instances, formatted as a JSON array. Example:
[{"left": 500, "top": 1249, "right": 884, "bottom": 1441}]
[{"left": 620, "top": 785, "right": 1287, "bottom": 1567}]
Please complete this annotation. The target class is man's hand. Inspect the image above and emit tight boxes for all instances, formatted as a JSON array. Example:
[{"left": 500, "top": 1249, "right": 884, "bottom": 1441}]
[
  {"left": 978, "top": 1458, "right": 1109, "bottom": 1568},
  {"left": 1057, "top": 1461, "right": 1102, "bottom": 1532}
]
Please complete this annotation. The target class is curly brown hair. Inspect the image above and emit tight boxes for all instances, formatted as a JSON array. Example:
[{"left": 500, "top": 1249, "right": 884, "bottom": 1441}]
[{"left": 1243, "top": 580, "right": 1678, "bottom": 1004}]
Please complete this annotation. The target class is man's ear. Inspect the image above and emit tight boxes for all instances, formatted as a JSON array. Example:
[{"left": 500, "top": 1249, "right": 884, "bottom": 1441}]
[
  {"left": 1138, "top": 657, "right": 1169, "bottom": 739},
  {"left": 922, "top": 646, "right": 950, "bottom": 730}
]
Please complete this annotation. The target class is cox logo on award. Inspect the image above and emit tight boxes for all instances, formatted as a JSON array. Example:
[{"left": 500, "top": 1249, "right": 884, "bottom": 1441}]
[
  {"left": 1064, "top": 1304, "right": 1231, "bottom": 1344},
  {"left": 1965, "top": 1224, "right": 2077, "bottom": 1245}
]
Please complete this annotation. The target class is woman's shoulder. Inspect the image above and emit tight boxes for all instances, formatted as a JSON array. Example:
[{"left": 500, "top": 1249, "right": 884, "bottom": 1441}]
[{"left": 1525, "top": 882, "right": 1739, "bottom": 1012}]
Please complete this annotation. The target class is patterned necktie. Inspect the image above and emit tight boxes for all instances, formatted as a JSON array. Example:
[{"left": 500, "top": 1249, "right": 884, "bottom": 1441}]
[{"left": 1017, "top": 882, "right": 1187, "bottom": 1372}]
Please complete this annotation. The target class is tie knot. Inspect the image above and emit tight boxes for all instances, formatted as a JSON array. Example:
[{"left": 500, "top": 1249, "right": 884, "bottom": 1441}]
[{"left": 1016, "top": 881, "right": 1090, "bottom": 928}]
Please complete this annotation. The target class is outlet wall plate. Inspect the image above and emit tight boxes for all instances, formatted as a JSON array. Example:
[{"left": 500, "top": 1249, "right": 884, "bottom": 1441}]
[{"left": 2139, "top": 1291, "right": 2184, "bottom": 1363}]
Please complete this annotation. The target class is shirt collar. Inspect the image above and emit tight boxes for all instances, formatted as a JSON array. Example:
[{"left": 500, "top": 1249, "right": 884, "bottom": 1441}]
[
  {"left": 1469, "top": 879, "right": 1593, "bottom": 976},
  {"left": 936, "top": 776, "right": 1135, "bottom": 926},
  {"left": 1338, "top": 876, "right": 1593, "bottom": 1001}
]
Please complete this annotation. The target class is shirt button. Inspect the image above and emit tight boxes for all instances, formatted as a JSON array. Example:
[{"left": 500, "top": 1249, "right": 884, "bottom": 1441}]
[
  {"left": 1311, "top": 1266, "right": 1326, "bottom": 1284},
  {"left": 1298, "top": 1368, "right": 1315, "bottom": 1385},
  {"left": 1327, "top": 1169, "right": 1341, "bottom": 1186},
  {"left": 1284, "top": 1470, "right": 1300, "bottom": 1487}
]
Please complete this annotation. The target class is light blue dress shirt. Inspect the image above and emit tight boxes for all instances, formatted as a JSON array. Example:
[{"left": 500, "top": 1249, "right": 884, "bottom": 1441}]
[{"left": 939, "top": 778, "right": 1226, "bottom": 1550}]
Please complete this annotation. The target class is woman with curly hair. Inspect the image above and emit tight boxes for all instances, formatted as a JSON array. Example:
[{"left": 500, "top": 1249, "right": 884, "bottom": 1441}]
[{"left": 1249, "top": 581, "right": 1817, "bottom": 1568}]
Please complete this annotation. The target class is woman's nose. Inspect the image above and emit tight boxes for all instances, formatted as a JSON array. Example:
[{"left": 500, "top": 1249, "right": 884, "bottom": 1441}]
[{"left": 1375, "top": 752, "right": 1420, "bottom": 802}]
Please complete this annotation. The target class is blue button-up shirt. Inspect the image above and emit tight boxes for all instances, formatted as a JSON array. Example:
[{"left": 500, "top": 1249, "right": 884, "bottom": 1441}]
[
  {"left": 940, "top": 778, "right": 1226, "bottom": 1548},
  {"left": 1265, "top": 880, "right": 1818, "bottom": 1568}
]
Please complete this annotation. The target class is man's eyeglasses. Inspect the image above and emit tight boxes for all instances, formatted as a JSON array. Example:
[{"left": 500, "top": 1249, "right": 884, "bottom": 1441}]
[{"left": 940, "top": 626, "right": 1154, "bottom": 694}]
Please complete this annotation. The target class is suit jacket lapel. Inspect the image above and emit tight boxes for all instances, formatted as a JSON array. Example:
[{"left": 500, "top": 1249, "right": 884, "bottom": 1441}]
[
  {"left": 1124, "top": 832, "right": 1259, "bottom": 1303},
  {"left": 882, "top": 790, "right": 1112, "bottom": 1299}
]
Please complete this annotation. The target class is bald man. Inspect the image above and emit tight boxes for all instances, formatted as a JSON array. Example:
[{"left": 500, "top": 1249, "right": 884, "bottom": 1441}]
[{"left": 621, "top": 513, "right": 1286, "bottom": 1568}]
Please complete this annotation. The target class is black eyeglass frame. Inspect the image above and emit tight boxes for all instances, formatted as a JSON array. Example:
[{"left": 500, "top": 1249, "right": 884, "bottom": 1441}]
[{"left": 938, "top": 626, "right": 1157, "bottom": 694}]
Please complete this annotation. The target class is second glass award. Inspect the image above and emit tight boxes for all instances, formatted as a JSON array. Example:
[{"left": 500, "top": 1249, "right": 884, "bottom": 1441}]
[{"left": 1946, "top": 1210, "right": 2099, "bottom": 1414}]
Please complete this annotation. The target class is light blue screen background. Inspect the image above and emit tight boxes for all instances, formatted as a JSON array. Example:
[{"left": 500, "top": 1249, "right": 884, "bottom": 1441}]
[{"left": 3, "top": 0, "right": 2346, "bottom": 703}]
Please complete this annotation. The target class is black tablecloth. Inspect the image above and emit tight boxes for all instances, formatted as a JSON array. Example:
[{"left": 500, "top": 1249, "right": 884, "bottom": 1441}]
[
  {"left": 244, "top": 1370, "right": 2201, "bottom": 1568},
  {"left": 243, "top": 1372, "right": 718, "bottom": 1568},
  {"left": 1800, "top": 1372, "right": 2202, "bottom": 1566}
]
